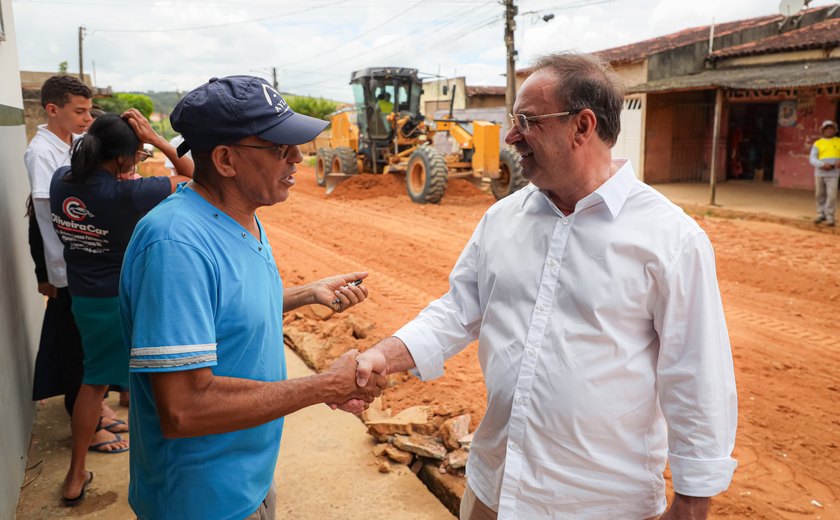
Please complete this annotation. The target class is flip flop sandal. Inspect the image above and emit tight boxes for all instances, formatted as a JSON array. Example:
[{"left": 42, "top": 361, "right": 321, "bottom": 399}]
[
  {"left": 63, "top": 471, "right": 94, "bottom": 507},
  {"left": 88, "top": 433, "right": 129, "bottom": 454},
  {"left": 102, "top": 417, "right": 129, "bottom": 434}
]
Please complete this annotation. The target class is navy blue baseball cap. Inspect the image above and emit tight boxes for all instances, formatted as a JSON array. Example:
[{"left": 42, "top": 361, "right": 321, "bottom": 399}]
[{"left": 170, "top": 75, "right": 328, "bottom": 157}]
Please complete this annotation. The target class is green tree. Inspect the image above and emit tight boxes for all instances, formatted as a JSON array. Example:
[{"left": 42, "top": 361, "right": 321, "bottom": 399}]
[
  {"left": 285, "top": 96, "right": 338, "bottom": 121},
  {"left": 115, "top": 93, "right": 154, "bottom": 118},
  {"left": 93, "top": 92, "right": 155, "bottom": 119},
  {"left": 58, "top": 61, "right": 68, "bottom": 73}
]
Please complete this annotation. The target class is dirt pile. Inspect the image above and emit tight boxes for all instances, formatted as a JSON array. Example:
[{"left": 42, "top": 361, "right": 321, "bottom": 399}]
[
  {"left": 327, "top": 173, "right": 491, "bottom": 201},
  {"left": 329, "top": 174, "right": 406, "bottom": 200},
  {"left": 444, "top": 179, "right": 488, "bottom": 198}
]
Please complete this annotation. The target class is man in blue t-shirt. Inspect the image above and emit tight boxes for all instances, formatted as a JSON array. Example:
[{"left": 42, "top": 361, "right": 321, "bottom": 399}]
[{"left": 119, "top": 76, "right": 386, "bottom": 520}]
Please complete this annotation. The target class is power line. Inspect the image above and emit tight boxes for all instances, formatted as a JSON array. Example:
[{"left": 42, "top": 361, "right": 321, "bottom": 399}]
[
  {"left": 301, "top": 1, "right": 492, "bottom": 72},
  {"left": 281, "top": 0, "right": 617, "bottom": 94},
  {"left": 86, "top": 0, "right": 351, "bottom": 33},
  {"left": 281, "top": 12, "right": 502, "bottom": 93},
  {"left": 280, "top": 10, "right": 491, "bottom": 89},
  {"left": 373, "top": 13, "right": 502, "bottom": 65},
  {"left": 281, "top": 0, "right": 426, "bottom": 67}
]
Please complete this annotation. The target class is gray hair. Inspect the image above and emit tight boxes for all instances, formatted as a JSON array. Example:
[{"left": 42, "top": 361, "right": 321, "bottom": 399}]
[{"left": 530, "top": 52, "right": 625, "bottom": 146}]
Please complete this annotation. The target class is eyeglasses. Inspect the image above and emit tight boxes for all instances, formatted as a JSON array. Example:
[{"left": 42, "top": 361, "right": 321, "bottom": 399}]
[
  {"left": 229, "top": 143, "right": 292, "bottom": 160},
  {"left": 509, "top": 109, "right": 584, "bottom": 132},
  {"left": 136, "top": 149, "right": 153, "bottom": 162}
]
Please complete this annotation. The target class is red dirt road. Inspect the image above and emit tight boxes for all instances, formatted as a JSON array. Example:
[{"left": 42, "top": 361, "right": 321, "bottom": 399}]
[{"left": 261, "top": 165, "right": 840, "bottom": 519}]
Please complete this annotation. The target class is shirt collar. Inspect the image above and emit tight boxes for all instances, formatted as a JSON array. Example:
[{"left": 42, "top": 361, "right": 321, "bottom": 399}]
[
  {"left": 35, "top": 124, "right": 77, "bottom": 152},
  {"left": 585, "top": 159, "right": 636, "bottom": 218},
  {"left": 520, "top": 159, "right": 637, "bottom": 219}
]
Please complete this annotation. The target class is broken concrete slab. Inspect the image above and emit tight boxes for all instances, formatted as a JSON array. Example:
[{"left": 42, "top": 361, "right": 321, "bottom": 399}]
[
  {"left": 372, "top": 443, "right": 389, "bottom": 457},
  {"left": 458, "top": 432, "right": 474, "bottom": 451},
  {"left": 446, "top": 448, "right": 469, "bottom": 469},
  {"left": 384, "top": 445, "right": 414, "bottom": 465},
  {"left": 393, "top": 434, "right": 447, "bottom": 460},
  {"left": 365, "top": 406, "right": 432, "bottom": 442},
  {"left": 440, "top": 414, "right": 470, "bottom": 450}
]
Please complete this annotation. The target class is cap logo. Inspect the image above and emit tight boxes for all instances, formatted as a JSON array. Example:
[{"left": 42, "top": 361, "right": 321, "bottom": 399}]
[{"left": 261, "top": 83, "right": 290, "bottom": 116}]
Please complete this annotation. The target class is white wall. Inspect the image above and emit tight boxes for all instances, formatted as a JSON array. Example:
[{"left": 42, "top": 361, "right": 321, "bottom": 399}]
[
  {"left": 0, "top": 0, "right": 43, "bottom": 516},
  {"left": 613, "top": 94, "right": 645, "bottom": 178},
  {"left": 421, "top": 77, "right": 467, "bottom": 116}
]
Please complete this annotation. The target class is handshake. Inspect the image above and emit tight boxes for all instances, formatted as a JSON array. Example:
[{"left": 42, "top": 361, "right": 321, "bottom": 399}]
[{"left": 321, "top": 348, "right": 389, "bottom": 415}]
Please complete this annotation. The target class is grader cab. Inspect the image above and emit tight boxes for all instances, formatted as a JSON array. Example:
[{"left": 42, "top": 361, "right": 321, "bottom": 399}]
[{"left": 316, "top": 67, "right": 525, "bottom": 203}]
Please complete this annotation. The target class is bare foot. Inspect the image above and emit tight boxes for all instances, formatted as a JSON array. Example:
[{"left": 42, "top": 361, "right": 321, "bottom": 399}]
[
  {"left": 89, "top": 429, "right": 129, "bottom": 452},
  {"left": 119, "top": 391, "right": 130, "bottom": 407},
  {"left": 99, "top": 415, "right": 129, "bottom": 433},
  {"left": 63, "top": 470, "right": 93, "bottom": 503},
  {"left": 101, "top": 401, "right": 117, "bottom": 419}
]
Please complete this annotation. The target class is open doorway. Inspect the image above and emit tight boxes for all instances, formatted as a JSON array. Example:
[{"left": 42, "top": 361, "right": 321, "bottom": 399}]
[{"left": 727, "top": 103, "right": 778, "bottom": 181}]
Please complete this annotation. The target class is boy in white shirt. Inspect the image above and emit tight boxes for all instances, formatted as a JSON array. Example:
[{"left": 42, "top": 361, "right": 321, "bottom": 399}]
[{"left": 24, "top": 75, "right": 130, "bottom": 464}]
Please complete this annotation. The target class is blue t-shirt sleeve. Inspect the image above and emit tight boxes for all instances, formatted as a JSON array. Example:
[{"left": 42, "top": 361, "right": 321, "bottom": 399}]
[
  {"left": 125, "top": 239, "right": 218, "bottom": 373},
  {"left": 124, "top": 177, "right": 172, "bottom": 214}
]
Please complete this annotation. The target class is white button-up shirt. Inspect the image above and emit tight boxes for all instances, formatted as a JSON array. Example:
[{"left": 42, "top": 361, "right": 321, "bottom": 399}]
[
  {"left": 24, "top": 124, "right": 76, "bottom": 287},
  {"left": 395, "top": 161, "right": 737, "bottom": 519}
]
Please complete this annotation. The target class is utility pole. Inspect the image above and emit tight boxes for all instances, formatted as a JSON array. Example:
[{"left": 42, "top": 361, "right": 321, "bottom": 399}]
[
  {"left": 709, "top": 88, "right": 724, "bottom": 205},
  {"left": 78, "top": 26, "right": 86, "bottom": 83},
  {"left": 504, "top": 0, "right": 518, "bottom": 119},
  {"left": 272, "top": 67, "right": 279, "bottom": 90}
]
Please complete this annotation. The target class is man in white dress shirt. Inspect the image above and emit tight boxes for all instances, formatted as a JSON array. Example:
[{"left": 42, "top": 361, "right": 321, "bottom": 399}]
[{"left": 354, "top": 52, "right": 737, "bottom": 520}]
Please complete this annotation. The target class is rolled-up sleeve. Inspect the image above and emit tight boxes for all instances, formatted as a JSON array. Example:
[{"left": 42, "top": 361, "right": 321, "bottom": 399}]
[
  {"left": 394, "top": 217, "right": 486, "bottom": 381},
  {"left": 653, "top": 231, "right": 738, "bottom": 496}
]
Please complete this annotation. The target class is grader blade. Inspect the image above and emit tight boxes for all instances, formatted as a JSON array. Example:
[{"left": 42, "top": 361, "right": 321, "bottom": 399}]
[{"left": 324, "top": 173, "right": 355, "bottom": 195}]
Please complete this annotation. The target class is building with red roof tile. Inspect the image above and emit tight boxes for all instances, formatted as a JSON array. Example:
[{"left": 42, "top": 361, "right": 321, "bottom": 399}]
[{"left": 516, "top": 4, "right": 840, "bottom": 190}]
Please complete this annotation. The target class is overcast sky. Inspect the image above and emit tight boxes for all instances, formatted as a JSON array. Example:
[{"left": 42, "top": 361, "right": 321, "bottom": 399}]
[{"left": 11, "top": 0, "right": 835, "bottom": 101}]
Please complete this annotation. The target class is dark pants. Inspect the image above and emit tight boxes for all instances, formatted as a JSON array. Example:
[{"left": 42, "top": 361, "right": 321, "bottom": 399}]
[{"left": 32, "top": 287, "right": 84, "bottom": 416}]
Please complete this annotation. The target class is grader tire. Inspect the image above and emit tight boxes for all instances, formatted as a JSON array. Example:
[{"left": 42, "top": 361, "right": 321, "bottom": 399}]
[
  {"left": 406, "top": 145, "right": 448, "bottom": 204},
  {"left": 491, "top": 148, "right": 528, "bottom": 200},
  {"left": 331, "top": 146, "right": 359, "bottom": 175},
  {"left": 315, "top": 148, "right": 332, "bottom": 186}
]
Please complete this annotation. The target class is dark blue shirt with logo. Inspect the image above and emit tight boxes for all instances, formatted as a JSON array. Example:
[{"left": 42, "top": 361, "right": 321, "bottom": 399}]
[{"left": 50, "top": 166, "right": 171, "bottom": 297}]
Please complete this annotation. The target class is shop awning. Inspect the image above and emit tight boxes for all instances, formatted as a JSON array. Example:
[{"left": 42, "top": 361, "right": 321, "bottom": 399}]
[{"left": 628, "top": 60, "right": 840, "bottom": 93}]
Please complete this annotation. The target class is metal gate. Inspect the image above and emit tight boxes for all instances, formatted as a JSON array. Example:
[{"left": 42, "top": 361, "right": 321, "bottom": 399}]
[{"left": 671, "top": 102, "right": 714, "bottom": 182}]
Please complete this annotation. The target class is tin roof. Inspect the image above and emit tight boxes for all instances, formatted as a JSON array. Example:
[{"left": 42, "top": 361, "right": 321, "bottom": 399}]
[
  {"left": 711, "top": 17, "right": 840, "bottom": 59},
  {"left": 628, "top": 59, "right": 840, "bottom": 93}
]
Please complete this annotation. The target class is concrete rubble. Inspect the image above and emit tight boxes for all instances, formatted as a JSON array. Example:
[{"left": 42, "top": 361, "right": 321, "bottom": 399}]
[
  {"left": 393, "top": 434, "right": 448, "bottom": 460},
  {"left": 440, "top": 414, "right": 470, "bottom": 450},
  {"left": 284, "top": 315, "right": 475, "bottom": 514}
]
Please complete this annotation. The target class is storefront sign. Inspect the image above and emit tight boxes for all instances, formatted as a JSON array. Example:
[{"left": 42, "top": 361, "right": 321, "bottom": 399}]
[{"left": 727, "top": 85, "right": 840, "bottom": 102}]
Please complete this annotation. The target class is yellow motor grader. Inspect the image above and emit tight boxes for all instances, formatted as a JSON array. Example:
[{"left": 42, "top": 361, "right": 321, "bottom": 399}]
[{"left": 315, "top": 67, "right": 525, "bottom": 203}]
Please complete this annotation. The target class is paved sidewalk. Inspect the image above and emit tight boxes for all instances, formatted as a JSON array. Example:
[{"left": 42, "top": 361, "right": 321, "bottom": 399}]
[
  {"left": 15, "top": 347, "right": 454, "bottom": 519},
  {"left": 651, "top": 180, "right": 816, "bottom": 221}
]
